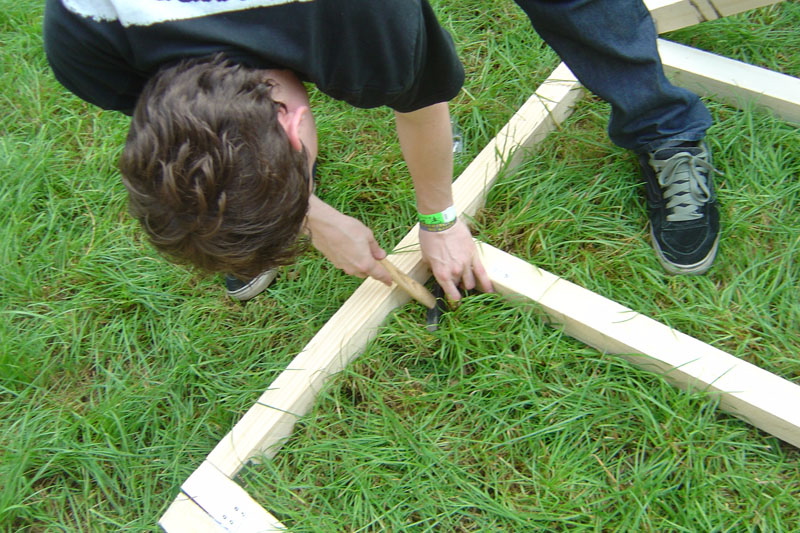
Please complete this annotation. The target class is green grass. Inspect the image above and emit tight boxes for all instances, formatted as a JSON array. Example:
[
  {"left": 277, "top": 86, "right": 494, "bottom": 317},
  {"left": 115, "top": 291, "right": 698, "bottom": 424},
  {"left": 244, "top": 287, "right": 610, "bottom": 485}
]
[{"left": 2, "top": 0, "right": 799, "bottom": 531}]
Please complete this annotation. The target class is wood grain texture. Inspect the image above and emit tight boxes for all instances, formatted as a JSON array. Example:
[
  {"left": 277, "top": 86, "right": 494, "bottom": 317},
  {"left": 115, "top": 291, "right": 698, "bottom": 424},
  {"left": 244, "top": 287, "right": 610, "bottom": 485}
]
[
  {"left": 659, "top": 38, "right": 800, "bottom": 123},
  {"left": 646, "top": 0, "right": 783, "bottom": 33},
  {"left": 477, "top": 242, "right": 800, "bottom": 449},
  {"left": 159, "top": 493, "right": 228, "bottom": 533},
  {"left": 452, "top": 62, "right": 583, "bottom": 219}
]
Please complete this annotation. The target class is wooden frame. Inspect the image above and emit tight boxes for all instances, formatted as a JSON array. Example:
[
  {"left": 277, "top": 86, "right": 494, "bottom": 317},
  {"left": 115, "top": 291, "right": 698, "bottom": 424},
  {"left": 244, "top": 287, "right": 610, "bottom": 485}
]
[
  {"left": 479, "top": 242, "right": 800, "bottom": 449},
  {"left": 644, "top": 0, "right": 784, "bottom": 33},
  {"left": 658, "top": 39, "right": 800, "bottom": 123},
  {"left": 160, "top": 0, "right": 799, "bottom": 530}
]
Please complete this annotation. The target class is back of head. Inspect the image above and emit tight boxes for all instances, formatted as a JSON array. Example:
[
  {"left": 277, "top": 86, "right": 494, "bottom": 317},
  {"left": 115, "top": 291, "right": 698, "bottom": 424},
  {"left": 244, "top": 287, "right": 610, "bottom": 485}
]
[{"left": 119, "top": 55, "right": 310, "bottom": 280}]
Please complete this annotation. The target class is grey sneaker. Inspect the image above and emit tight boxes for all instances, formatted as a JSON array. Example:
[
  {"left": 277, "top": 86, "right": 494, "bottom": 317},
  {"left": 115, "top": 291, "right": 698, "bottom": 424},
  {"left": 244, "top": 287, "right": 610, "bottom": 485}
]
[
  {"left": 225, "top": 269, "right": 278, "bottom": 301},
  {"left": 638, "top": 140, "right": 721, "bottom": 275}
]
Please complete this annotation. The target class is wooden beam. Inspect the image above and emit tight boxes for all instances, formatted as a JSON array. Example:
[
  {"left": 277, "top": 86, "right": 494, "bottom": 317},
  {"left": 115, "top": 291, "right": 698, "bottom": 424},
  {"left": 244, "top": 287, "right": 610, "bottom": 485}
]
[
  {"left": 159, "top": 494, "right": 228, "bottom": 533},
  {"left": 658, "top": 38, "right": 800, "bottom": 123},
  {"left": 205, "top": 263, "right": 416, "bottom": 478},
  {"left": 159, "top": 462, "right": 288, "bottom": 532},
  {"left": 646, "top": 0, "right": 784, "bottom": 34},
  {"left": 477, "top": 242, "right": 800, "bottom": 448},
  {"left": 453, "top": 62, "right": 583, "bottom": 218}
]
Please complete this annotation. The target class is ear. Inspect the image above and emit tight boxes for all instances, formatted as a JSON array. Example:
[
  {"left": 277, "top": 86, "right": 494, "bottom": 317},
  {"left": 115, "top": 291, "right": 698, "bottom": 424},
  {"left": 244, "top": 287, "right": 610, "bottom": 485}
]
[{"left": 277, "top": 105, "right": 309, "bottom": 153}]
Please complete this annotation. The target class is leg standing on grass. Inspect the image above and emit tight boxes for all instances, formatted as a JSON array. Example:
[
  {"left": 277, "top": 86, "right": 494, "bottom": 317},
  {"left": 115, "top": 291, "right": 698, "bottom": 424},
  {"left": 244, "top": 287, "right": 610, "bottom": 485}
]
[{"left": 513, "top": 0, "right": 721, "bottom": 275}]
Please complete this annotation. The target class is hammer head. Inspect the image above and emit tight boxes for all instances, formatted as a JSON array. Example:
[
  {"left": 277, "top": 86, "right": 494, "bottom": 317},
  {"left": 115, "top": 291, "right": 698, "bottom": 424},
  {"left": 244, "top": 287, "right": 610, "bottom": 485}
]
[{"left": 425, "top": 282, "right": 451, "bottom": 332}]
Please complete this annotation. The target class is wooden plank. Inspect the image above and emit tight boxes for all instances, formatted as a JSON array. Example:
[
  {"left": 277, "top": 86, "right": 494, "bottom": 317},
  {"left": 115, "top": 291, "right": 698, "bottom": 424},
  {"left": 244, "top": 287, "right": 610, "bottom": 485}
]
[
  {"left": 174, "top": 462, "right": 287, "bottom": 532},
  {"left": 477, "top": 241, "right": 800, "bottom": 448},
  {"left": 646, "top": 0, "right": 784, "bottom": 33},
  {"left": 159, "top": 493, "right": 228, "bottom": 533},
  {"left": 453, "top": 62, "right": 583, "bottom": 218},
  {"left": 202, "top": 64, "right": 584, "bottom": 480},
  {"left": 658, "top": 39, "right": 800, "bottom": 123},
  {"left": 206, "top": 267, "right": 415, "bottom": 477},
  {"left": 160, "top": 468, "right": 287, "bottom": 532}
]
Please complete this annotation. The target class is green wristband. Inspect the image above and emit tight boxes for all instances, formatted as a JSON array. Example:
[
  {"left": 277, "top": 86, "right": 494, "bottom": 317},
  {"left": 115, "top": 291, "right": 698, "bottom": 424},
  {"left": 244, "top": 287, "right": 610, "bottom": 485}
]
[
  {"left": 418, "top": 205, "right": 457, "bottom": 226},
  {"left": 420, "top": 220, "right": 456, "bottom": 232}
]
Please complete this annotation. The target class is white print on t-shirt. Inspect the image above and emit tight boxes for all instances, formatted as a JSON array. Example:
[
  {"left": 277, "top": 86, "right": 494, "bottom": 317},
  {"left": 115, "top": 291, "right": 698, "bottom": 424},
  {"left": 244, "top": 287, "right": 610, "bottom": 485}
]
[{"left": 63, "top": 0, "right": 313, "bottom": 27}]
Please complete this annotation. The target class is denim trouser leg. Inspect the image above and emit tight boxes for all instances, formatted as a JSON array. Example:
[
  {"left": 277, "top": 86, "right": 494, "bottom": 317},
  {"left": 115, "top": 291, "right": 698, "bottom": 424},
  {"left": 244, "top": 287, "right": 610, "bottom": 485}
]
[{"left": 512, "top": 0, "right": 712, "bottom": 153}]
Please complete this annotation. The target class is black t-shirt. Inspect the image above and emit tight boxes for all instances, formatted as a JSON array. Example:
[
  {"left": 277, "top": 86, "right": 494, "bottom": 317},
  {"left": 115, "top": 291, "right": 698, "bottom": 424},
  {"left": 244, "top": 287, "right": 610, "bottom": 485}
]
[{"left": 43, "top": 0, "right": 464, "bottom": 114}]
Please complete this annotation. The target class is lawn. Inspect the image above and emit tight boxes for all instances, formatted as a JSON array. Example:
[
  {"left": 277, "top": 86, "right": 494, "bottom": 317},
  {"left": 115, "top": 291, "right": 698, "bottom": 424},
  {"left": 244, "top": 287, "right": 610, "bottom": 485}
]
[{"left": 1, "top": 1, "right": 798, "bottom": 531}]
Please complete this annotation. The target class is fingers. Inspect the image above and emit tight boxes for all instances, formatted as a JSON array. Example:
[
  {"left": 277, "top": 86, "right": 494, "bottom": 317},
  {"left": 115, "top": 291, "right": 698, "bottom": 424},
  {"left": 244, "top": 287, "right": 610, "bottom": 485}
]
[
  {"left": 471, "top": 255, "right": 494, "bottom": 294},
  {"left": 341, "top": 237, "right": 390, "bottom": 285},
  {"left": 430, "top": 258, "right": 471, "bottom": 302},
  {"left": 340, "top": 259, "right": 390, "bottom": 286},
  {"left": 368, "top": 239, "right": 391, "bottom": 285},
  {"left": 369, "top": 239, "right": 388, "bottom": 262},
  {"left": 366, "top": 247, "right": 493, "bottom": 299},
  {"left": 461, "top": 268, "right": 476, "bottom": 292},
  {"left": 340, "top": 253, "right": 391, "bottom": 286},
  {"left": 367, "top": 261, "right": 392, "bottom": 286},
  {"left": 418, "top": 220, "right": 496, "bottom": 302},
  {"left": 438, "top": 278, "right": 463, "bottom": 303},
  {"left": 310, "top": 209, "right": 391, "bottom": 284},
  {"left": 432, "top": 259, "right": 492, "bottom": 303}
]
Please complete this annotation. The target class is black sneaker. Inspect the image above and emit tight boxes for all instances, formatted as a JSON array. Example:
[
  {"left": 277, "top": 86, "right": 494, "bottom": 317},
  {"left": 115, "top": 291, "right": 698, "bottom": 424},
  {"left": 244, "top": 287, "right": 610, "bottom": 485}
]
[
  {"left": 638, "top": 140, "right": 721, "bottom": 275},
  {"left": 225, "top": 270, "right": 278, "bottom": 301}
]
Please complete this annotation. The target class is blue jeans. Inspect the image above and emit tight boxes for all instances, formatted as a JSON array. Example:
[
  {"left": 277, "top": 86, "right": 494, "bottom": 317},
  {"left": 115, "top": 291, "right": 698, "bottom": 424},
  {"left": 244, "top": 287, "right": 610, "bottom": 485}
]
[{"left": 513, "top": 0, "right": 712, "bottom": 153}]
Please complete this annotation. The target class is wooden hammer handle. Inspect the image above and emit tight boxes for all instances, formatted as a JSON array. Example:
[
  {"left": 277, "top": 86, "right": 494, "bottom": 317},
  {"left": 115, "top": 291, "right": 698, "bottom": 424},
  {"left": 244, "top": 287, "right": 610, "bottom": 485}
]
[{"left": 379, "top": 258, "right": 436, "bottom": 309}]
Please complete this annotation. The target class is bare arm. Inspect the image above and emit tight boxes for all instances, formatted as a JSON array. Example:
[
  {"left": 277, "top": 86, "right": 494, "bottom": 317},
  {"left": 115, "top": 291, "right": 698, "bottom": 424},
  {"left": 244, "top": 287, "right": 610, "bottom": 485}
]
[
  {"left": 394, "top": 102, "right": 493, "bottom": 301},
  {"left": 303, "top": 101, "right": 493, "bottom": 299}
]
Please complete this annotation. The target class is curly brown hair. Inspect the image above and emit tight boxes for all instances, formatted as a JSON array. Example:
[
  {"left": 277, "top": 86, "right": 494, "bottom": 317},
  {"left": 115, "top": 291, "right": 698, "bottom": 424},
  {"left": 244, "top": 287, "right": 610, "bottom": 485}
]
[{"left": 119, "top": 55, "right": 311, "bottom": 280}]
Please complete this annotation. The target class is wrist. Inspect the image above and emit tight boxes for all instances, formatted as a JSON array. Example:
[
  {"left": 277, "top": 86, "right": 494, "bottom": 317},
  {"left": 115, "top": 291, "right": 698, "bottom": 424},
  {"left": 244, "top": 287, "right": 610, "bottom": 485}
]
[
  {"left": 304, "top": 195, "right": 337, "bottom": 234},
  {"left": 418, "top": 205, "right": 457, "bottom": 232}
]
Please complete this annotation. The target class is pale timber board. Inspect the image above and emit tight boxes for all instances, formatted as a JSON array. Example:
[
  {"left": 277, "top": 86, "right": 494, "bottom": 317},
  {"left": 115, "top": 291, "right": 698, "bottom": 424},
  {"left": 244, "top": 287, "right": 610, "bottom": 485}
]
[
  {"left": 453, "top": 62, "right": 583, "bottom": 218},
  {"left": 160, "top": 462, "right": 287, "bottom": 532},
  {"left": 160, "top": 494, "right": 229, "bottom": 533},
  {"left": 206, "top": 264, "right": 416, "bottom": 477},
  {"left": 646, "top": 0, "right": 784, "bottom": 33},
  {"left": 477, "top": 241, "right": 800, "bottom": 449},
  {"left": 658, "top": 38, "right": 800, "bottom": 123}
]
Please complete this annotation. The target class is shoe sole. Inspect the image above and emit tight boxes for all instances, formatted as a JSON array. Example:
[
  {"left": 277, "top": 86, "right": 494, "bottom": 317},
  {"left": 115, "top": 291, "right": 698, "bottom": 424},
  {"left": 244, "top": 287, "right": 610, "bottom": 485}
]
[
  {"left": 651, "top": 229, "right": 720, "bottom": 276},
  {"left": 227, "top": 270, "right": 278, "bottom": 301}
]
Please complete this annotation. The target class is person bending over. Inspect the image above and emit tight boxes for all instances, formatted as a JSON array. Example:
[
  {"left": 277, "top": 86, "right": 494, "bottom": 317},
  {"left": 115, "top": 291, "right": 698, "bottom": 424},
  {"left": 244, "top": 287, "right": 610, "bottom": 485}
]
[{"left": 44, "top": 0, "right": 492, "bottom": 301}]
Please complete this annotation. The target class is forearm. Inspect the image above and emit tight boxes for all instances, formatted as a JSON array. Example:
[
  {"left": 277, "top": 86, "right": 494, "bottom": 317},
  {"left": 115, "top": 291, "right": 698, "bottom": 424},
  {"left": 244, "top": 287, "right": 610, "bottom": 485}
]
[
  {"left": 394, "top": 102, "right": 454, "bottom": 215},
  {"left": 394, "top": 102, "right": 493, "bottom": 301},
  {"left": 304, "top": 194, "right": 339, "bottom": 235}
]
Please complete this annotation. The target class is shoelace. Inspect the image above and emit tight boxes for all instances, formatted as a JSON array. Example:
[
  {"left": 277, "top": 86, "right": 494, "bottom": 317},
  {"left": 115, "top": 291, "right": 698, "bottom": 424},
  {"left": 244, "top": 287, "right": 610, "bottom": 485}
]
[{"left": 650, "top": 148, "right": 720, "bottom": 222}]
